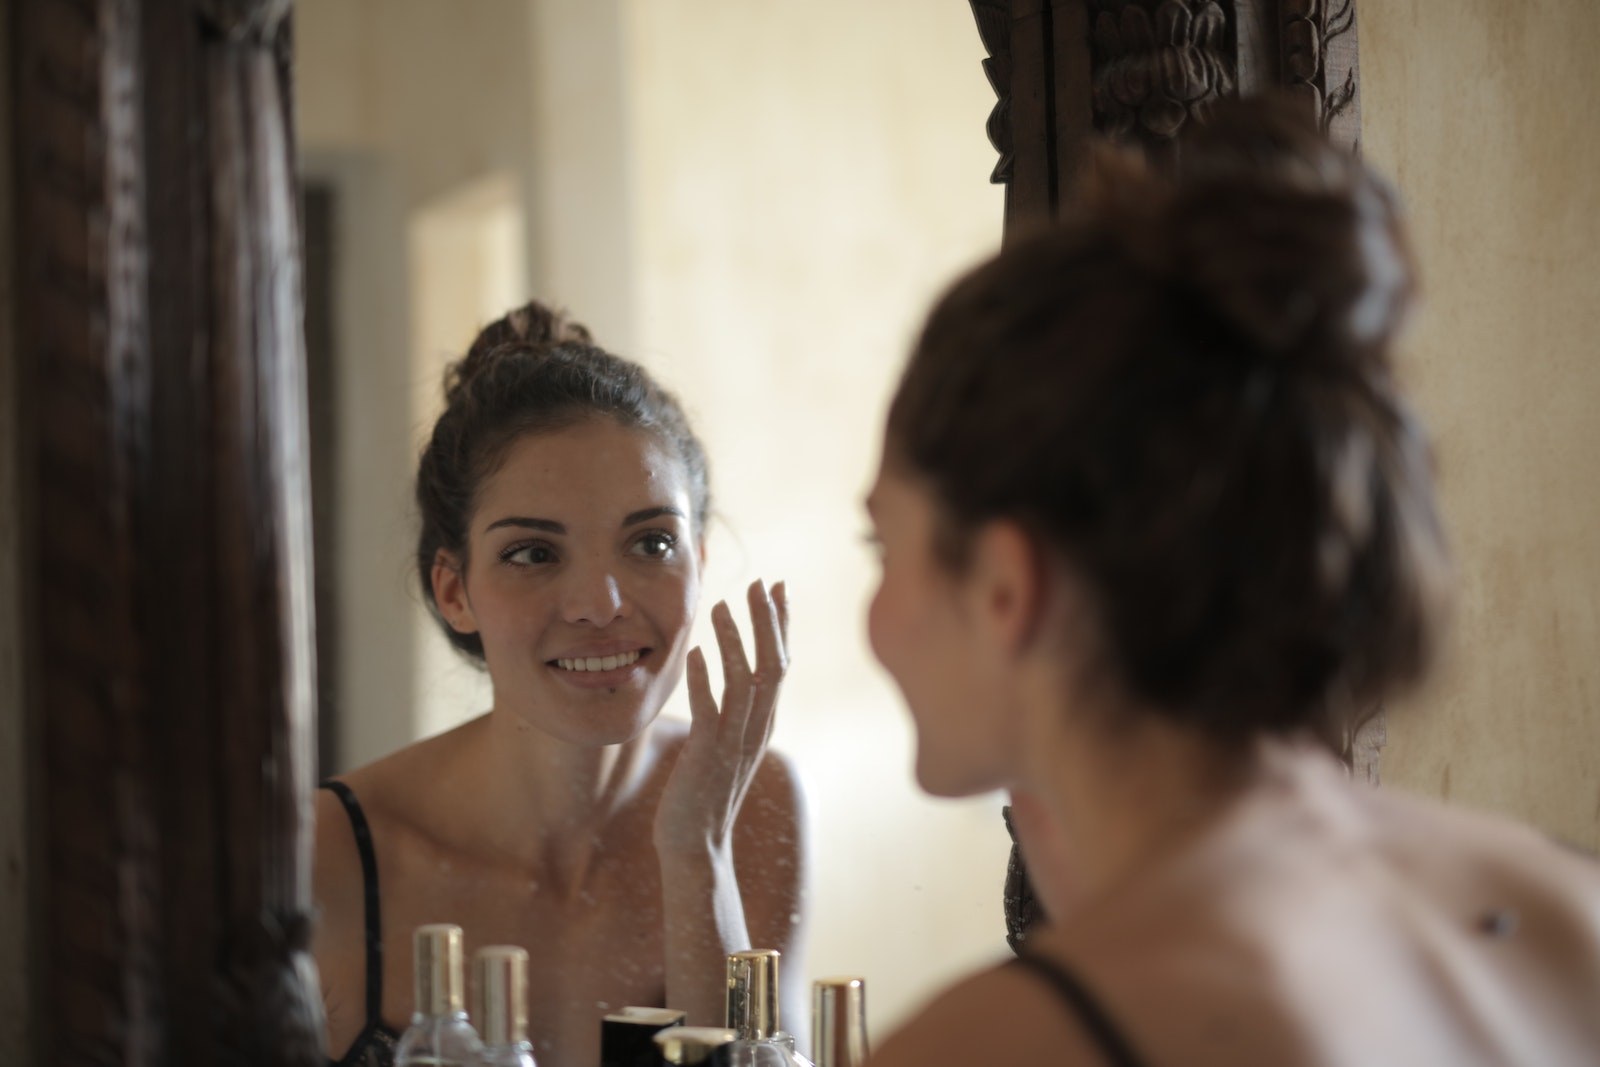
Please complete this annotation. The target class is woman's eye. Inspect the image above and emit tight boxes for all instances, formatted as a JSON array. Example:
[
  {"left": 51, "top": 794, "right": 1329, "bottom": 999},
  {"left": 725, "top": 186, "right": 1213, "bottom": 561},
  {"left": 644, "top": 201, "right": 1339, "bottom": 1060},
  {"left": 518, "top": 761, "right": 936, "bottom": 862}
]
[
  {"left": 502, "top": 542, "right": 556, "bottom": 566},
  {"left": 632, "top": 532, "right": 677, "bottom": 559}
]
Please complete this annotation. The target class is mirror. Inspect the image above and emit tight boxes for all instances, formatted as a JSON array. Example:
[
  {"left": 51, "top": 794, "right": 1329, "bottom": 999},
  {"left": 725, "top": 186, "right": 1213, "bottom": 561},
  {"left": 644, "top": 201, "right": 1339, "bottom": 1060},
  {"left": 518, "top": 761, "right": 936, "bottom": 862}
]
[{"left": 296, "top": 0, "right": 1010, "bottom": 1041}]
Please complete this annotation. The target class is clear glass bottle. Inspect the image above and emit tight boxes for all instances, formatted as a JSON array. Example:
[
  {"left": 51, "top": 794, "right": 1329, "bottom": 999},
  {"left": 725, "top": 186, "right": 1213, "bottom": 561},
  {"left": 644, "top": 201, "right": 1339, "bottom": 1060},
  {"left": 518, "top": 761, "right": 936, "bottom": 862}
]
[
  {"left": 395, "top": 924, "right": 484, "bottom": 1066},
  {"left": 721, "top": 950, "right": 814, "bottom": 1067},
  {"left": 810, "top": 978, "right": 867, "bottom": 1067},
  {"left": 472, "top": 945, "right": 537, "bottom": 1067}
]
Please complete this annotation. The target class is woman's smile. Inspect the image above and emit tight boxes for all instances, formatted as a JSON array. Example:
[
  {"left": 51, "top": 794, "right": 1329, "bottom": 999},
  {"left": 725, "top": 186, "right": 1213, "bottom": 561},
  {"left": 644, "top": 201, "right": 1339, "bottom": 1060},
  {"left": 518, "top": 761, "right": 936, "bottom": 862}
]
[{"left": 547, "top": 645, "right": 653, "bottom": 689}]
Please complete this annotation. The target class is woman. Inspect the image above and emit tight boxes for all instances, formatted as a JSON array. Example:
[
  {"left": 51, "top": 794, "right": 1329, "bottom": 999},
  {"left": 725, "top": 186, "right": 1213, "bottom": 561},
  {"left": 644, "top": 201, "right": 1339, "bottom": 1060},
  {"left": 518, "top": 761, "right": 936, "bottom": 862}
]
[
  {"left": 864, "top": 100, "right": 1600, "bottom": 1067},
  {"left": 312, "top": 304, "right": 805, "bottom": 1067}
]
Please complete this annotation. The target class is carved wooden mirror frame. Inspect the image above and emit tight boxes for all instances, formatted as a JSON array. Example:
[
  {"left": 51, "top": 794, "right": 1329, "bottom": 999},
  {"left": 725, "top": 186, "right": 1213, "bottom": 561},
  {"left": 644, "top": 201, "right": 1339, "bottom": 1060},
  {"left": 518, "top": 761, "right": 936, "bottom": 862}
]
[
  {"left": 5, "top": 0, "right": 1362, "bottom": 1059},
  {"left": 9, "top": 1, "right": 321, "bottom": 1062}
]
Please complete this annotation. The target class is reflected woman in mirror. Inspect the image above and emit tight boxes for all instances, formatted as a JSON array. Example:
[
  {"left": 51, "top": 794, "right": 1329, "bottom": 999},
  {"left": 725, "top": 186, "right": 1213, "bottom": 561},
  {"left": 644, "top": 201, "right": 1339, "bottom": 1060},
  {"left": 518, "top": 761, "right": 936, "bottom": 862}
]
[
  {"left": 864, "top": 99, "right": 1600, "bottom": 1067},
  {"left": 313, "top": 303, "right": 806, "bottom": 1067}
]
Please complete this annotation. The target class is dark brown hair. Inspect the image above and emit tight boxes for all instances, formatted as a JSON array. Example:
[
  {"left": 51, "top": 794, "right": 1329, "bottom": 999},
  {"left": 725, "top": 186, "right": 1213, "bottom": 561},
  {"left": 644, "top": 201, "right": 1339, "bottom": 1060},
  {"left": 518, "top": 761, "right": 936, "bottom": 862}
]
[
  {"left": 888, "top": 97, "right": 1450, "bottom": 741},
  {"left": 416, "top": 301, "right": 710, "bottom": 659}
]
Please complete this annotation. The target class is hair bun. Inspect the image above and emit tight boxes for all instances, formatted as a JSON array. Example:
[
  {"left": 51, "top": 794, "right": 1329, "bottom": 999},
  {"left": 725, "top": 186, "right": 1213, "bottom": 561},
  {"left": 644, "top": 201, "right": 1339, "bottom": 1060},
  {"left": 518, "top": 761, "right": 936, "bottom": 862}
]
[
  {"left": 1093, "top": 97, "right": 1416, "bottom": 372},
  {"left": 445, "top": 300, "right": 594, "bottom": 403}
]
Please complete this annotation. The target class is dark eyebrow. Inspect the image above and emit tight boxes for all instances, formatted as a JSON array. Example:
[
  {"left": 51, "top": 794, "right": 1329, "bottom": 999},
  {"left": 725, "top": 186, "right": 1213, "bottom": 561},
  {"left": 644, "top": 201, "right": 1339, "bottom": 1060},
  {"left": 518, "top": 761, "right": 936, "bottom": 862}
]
[
  {"left": 623, "top": 506, "right": 686, "bottom": 527},
  {"left": 483, "top": 516, "right": 565, "bottom": 535}
]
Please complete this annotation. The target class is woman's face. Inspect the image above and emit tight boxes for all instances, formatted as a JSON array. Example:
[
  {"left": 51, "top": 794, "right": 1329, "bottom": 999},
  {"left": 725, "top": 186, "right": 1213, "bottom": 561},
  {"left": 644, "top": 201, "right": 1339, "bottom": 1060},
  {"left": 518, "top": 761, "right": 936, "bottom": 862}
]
[
  {"left": 865, "top": 458, "right": 1016, "bottom": 797},
  {"left": 438, "top": 417, "right": 702, "bottom": 746}
]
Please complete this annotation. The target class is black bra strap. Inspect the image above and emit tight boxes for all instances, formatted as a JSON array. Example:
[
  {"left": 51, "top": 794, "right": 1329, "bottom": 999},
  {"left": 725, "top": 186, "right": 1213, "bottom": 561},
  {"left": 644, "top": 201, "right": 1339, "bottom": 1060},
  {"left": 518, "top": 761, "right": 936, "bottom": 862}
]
[
  {"left": 321, "top": 780, "right": 384, "bottom": 1024},
  {"left": 1011, "top": 954, "right": 1148, "bottom": 1067}
]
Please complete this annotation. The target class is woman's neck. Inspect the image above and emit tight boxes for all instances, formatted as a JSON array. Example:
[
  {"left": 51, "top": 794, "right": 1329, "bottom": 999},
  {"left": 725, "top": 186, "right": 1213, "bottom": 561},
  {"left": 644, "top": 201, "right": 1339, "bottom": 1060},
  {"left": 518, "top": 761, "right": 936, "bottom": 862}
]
[
  {"left": 1014, "top": 680, "right": 1275, "bottom": 919},
  {"left": 435, "top": 704, "right": 655, "bottom": 884}
]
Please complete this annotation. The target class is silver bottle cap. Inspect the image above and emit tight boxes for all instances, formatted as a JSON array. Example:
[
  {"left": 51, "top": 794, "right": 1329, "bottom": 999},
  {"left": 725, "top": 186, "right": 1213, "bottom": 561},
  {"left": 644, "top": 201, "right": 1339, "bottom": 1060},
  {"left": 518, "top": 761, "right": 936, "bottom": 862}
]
[
  {"left": 812, "top": 977, "right": 868, "bottom": 1067},
  {"left": 473, "top": 945, "right": 528, "bottom": 1046}
]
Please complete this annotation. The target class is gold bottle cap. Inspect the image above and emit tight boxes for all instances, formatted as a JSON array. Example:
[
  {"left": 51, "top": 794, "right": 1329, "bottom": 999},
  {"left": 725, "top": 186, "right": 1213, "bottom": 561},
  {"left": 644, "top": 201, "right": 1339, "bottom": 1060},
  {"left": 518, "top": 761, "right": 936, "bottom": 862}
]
[
  {"left": 413, "top": 923, "right": 466, "bottom": 1017},
  {"left": 725, "top": 949, "right": 781, "bottom": 1039},
  {"left": 653, "top": 1026, "right": 738, "bottom": 1065},
  {"left": 812, "top": 977, "right": 868, "bottom": 1067},
  {"left": 473, "top": 945, "right": 529, "bottom": 1047}
]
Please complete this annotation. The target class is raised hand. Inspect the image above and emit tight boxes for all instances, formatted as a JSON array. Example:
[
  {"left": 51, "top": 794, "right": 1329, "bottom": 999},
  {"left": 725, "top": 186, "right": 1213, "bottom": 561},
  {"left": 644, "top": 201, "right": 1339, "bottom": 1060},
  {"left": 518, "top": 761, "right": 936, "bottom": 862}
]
[{"left": 653, "top": 579, "right": 790, "bottom": 856}]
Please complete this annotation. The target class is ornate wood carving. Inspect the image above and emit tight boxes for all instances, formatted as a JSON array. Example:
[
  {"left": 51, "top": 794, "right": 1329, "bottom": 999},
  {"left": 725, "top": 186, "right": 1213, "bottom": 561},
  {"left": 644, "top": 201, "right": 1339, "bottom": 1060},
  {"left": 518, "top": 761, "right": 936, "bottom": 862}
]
[
  {"left": 971, "top": 0, "right": 1365, "bottom": 210},
  {"left": 972, "top": 1, "right": 1015, "bottom": 185},
  {"left": 1089, "top": 0, "right": 1235, "bottom": 151},
  {"left": 1282, "top": 0, "right": 1361, "bottom": 149},
  {"left": 10, "top": 0, "right": 321, "bottom": 1061}
]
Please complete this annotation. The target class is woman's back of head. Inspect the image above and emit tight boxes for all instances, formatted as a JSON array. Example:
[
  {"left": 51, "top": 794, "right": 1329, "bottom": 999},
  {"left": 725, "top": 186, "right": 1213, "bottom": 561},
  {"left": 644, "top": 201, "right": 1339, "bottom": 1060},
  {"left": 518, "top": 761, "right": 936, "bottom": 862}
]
[{"left": 888, "top": 96, "right": 1451, "bottom": 743}]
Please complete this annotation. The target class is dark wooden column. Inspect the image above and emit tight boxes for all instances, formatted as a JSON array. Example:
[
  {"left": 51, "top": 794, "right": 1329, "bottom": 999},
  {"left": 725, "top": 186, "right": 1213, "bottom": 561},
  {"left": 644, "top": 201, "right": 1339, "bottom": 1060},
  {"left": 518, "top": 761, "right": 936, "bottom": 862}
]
[{"left": 10, "top": 0, "right": 322, "bottom": 1062}]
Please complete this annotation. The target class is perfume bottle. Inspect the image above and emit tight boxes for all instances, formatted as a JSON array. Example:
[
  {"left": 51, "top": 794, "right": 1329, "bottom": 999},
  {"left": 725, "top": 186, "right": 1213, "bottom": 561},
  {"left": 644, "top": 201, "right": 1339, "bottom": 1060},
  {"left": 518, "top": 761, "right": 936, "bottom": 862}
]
[
  {"left": 652, "top": 1026, "right": 738, "bottom": 1065},
  {"left": 395, "top": 924, "right": 484, "bottom": 1066},
  {"left": 811, "top": 979, "right": 867, "bottom": 1067},
  {"left": 722, "top": 950, "right": 814, "bottom": 1067},
  {"left": 601, "top": 1006, "right": 687, "bottom": 1067},
  {"left": 472, "top": 945, "right": 537, "bottom": 1067}
]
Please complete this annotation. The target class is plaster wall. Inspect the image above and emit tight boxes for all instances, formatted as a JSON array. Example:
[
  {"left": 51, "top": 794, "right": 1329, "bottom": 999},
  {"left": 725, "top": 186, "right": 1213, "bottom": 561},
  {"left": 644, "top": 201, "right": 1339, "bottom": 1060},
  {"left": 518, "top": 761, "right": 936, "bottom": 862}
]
[{"left": 1362, "top": 0, "right": 1600, "bottom": 851}]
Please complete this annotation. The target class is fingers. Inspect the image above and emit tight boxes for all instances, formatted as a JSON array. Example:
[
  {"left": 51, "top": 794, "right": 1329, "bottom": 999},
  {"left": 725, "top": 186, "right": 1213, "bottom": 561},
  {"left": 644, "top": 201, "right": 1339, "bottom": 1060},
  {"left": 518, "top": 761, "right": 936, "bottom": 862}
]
[
  {"left": 773, "top": 580, "right": 791, "bottom": 646},
  {"left": 747, "top": 579, "right": 787, "bottom": 685},
  {"left": 744, "top": 579, "right": 787, "bottom": 754},
  {"left": 709, "top": 599, "right": 753, "bottom": 737},
  {"left": 684, "top": 646, "right": 719, "bottom": 734}
]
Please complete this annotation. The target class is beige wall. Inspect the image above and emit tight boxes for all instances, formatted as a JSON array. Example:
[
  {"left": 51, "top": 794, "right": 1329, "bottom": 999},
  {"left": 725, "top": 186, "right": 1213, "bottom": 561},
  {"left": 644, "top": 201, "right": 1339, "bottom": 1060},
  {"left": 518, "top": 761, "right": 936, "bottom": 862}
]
[{"left": 1362, "top": 1, "right": 1600, "bottom": 852}]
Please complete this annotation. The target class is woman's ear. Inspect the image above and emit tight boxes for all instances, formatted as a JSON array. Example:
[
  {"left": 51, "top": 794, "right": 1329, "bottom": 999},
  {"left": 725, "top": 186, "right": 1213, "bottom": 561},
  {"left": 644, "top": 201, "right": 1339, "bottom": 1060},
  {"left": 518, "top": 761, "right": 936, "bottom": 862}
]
[
  {"left": 431, "top": 549, "right": 478, "bottom": 634},
  {"left": 968, "top": 519, "right": 1048, "bottom": 655}
]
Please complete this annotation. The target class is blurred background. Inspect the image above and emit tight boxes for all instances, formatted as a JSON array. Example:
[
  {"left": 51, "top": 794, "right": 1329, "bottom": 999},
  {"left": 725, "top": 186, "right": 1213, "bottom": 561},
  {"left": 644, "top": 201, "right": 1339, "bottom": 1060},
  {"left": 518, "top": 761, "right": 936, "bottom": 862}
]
[{"left": 292, "top": 0, "right": 1600, "bottom": 1040}]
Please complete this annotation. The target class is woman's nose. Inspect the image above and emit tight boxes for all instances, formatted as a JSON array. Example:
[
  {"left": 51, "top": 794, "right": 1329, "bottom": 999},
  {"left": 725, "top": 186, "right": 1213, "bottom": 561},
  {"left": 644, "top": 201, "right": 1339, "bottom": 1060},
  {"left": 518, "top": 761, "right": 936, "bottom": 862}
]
[{"left": 561, "top": 560, "right": 627, "bottom": 625}]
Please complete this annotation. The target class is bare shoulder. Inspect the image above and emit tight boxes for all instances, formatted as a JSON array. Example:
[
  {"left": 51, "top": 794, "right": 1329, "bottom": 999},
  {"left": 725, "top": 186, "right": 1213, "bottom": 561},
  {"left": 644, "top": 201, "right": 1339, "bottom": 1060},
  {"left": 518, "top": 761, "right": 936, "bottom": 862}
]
[
  {"left": 867, "top": 963, "right": 1109, "bottom": 1067},
  {"left": 748, "top": 746, "right": 805, "bottom": 825},
  {"left": 1367, "top": 787, "right": 1600, "bottom": 966},
  {"left": 312, "top": 725, "right": 480, "bottom": 944}
]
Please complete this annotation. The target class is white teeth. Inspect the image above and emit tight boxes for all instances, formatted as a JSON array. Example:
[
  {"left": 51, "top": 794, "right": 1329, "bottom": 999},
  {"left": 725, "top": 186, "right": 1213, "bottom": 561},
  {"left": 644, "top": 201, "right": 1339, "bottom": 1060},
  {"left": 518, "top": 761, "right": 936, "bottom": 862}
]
[{"left": 555, "top": 650, "right": 642, "bottom": 672}]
